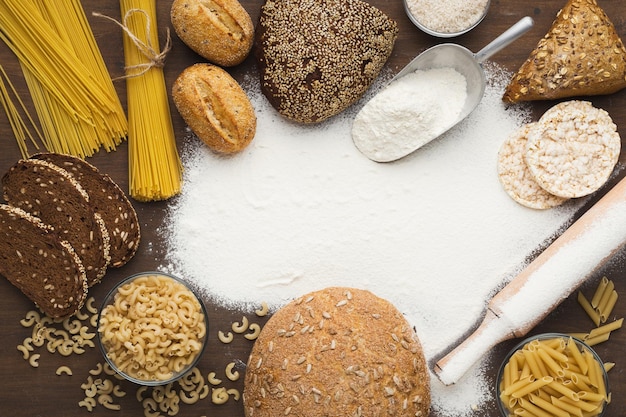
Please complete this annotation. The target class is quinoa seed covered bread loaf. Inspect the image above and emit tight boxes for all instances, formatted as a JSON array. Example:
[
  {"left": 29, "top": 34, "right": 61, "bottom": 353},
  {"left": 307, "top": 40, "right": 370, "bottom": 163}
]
[
  {"left": 243, "top": 287, "right": 430, "bottom": 417},
  {"left": 255, "top": 0, "right": 398, "bottom": 124}
]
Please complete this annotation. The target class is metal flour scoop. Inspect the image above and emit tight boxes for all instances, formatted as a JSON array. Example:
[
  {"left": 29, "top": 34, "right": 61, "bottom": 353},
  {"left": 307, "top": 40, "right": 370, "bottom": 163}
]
[{"left": 353, "top": 16, "right": 534, "bottom": 162}]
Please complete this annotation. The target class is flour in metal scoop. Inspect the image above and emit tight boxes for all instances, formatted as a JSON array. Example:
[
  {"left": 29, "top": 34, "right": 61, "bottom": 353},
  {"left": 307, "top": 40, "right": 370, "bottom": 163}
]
[{"left": 352, "top": 67, "right": 467, "bottom": 162}]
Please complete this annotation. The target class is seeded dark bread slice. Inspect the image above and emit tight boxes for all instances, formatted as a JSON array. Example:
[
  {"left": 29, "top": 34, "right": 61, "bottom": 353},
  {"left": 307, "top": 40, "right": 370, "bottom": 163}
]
[
  {"left": 243, "top": 287, "right": 430, "bottom": 417},
  {"left": 30, "top": 153, "right": 140, "bottom": 267},
  {"left": 503, "top": 0, "right": 626, "bottom": 103},
  {"left": 0, "top": 204, "right": 87, "bottom": 318},
  {"left": 2, "top": 159, "right": 110, "bottom": 286},
  {"left": 256, "top": 0, "right": 398, "bottom": 123}
]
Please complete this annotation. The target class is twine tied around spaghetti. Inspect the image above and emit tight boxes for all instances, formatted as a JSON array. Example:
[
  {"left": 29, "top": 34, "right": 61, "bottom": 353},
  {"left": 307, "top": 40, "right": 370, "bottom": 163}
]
[{"left": 93, "top": 9, "right": 171, "bottom": 79}]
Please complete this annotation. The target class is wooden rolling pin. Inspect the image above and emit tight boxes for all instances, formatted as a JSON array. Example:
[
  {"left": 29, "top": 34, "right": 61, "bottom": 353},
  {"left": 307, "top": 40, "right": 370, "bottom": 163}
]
[{"left": 434, "top": 175, "right": 626, "bottom": 386}]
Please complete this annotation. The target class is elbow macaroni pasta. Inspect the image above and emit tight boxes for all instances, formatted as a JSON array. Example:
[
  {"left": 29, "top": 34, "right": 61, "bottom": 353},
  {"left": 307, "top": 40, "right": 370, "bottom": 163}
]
[
  {"left": 98, "top": 274, "right": 206, "bottom": 382},
  {"left": 498, "top": 335, "right": 609, "bottom": 417}
]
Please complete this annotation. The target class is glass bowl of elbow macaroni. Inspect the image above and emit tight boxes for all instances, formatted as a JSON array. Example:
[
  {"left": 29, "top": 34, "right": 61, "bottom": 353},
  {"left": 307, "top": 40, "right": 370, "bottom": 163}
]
[
  {"left": 97, "top": 271, "right": 208, "bottom": 386},
  {"left": 496, "top": 333, "right": 610, "bottom": 417}
]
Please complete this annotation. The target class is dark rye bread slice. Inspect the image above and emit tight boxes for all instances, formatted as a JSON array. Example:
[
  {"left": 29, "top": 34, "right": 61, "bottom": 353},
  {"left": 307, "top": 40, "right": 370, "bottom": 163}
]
[
  {"left": 2, "top": 159, "right": 110, "bottom": 286},
  {"left": 0, "top": 204, "right": 87, "bottom": 318},
  {"left": 256, "top": 0, "right": 398, "bottom": 124},
  {"left": 31, "top": 153, "right": 140, "bottom": 267}
]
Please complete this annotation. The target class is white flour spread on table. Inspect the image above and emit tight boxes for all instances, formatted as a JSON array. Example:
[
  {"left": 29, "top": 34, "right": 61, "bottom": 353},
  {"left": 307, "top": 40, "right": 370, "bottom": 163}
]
[{"left": 162, "top": 64, "right": 587, "bottom": 416}]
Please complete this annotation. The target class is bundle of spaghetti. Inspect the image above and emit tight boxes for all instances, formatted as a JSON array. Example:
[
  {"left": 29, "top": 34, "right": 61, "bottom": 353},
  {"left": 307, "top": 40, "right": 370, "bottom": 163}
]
[
  {"left": 119, "top": 0, "right": 182, "bottom": 201},
  {"left": 0, "top": 0, "right": 127, "bottom": 157},
  {"left": 0, "top": 65, "right": 44, "bottom": 158}
]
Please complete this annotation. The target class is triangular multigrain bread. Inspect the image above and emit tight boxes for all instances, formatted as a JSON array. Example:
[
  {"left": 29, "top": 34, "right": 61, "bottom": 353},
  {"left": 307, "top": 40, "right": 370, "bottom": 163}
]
[{"left": 503, "top": 0, "right": 626, "bottom": 103}]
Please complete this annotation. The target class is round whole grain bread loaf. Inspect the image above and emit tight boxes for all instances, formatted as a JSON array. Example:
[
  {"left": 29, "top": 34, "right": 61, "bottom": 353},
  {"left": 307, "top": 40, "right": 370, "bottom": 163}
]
[
  {"left": 243, "top": 287, "right": 430, "bottom": 417},
  {"left": 255, "top": 0, "right": 398, "bottom": 124}
]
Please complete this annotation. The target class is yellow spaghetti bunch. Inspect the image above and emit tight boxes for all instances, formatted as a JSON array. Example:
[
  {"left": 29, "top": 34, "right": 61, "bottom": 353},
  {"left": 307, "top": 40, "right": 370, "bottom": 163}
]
[
  {"left": 0, "top": 65, "right": 44, "bottom": 158},
  {"left": 0, "top": 0, "right": 127, "bottom": 157},
  {"left": 119, "top": 0, "right": 182, "bottom": 201}
]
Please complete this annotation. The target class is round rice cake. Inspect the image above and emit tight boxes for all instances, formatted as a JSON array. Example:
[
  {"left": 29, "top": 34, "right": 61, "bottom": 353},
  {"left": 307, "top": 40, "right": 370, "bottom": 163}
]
[
  {"left": 524, "top": 100, "right": 621, "bottom": 198},
  {"left": 498, "top": 123, "right": 568, "bottom": 209},
  {"left": 243, "top": 287, "right": 430, "bottom": 417}
]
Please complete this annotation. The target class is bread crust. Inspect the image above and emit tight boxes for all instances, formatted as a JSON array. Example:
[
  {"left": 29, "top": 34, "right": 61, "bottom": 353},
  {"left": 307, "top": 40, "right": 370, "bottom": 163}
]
[
  {"left": 243, "top": 287, "right": 430, "bottom": 417},
  {"left": 503, "top": 0, "right": 626, "bottom": 103},
  {"left": 172, "top": 63, "right": 256, "bottom": 154},
  {"left": 2, "top": 159, "right": 111, "bottom": 286},
  {"left": 30, "top": 153, "right": 140, "bottom": 268},
  {"left": 170, "top": 0, "right": 254, "bottom": 67},
  {"left": 0, "top": 204, "right": 87, "bottom": 318}
]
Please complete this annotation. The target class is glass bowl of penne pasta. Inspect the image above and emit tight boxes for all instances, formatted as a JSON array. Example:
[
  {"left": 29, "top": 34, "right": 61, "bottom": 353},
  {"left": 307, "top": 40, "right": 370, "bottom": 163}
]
[
  {"left": 97, "top": 271, "right": 209, "bottom": 386},
  {"left": 496, "top": 333, "right": 610, "bottom": 417}
]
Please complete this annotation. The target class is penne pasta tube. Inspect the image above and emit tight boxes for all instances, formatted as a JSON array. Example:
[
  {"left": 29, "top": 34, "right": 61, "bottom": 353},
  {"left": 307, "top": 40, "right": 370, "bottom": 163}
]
[
  {"left": 512, "top": 376, "right": 553, "bottom": 399},
  {"left": 558, "top": 395, "right": 601, "bottom": 413},
  {"left": 590, "top": 277, "right": 609, "bottom": 309},
  {"left": 567, "top": 337, "right": 588, "bottom": 375},
  {"left": 595, "top": 279, "right": 615, "bottom": 316},
  {"left": 577, "top": 291, "right": 601, "bottom": 327},
  {"left": 547, "top": 380, "right": 579, "bottom": 401},
  {"left": 603, "top": 362, "right": 615, "bottom": 373},
  {"left": 518, "top": 398, "right": 556, "bottom": 417},
  {"left": 528, "top": 393, "right": 570, "bottom": 417},
  {"left": 587, "top": 318, "right": 623, "bottom": 340},
  {"left": 550, "top": 396, "right": 584, "bottom": 417},
  {"left": 502, "top": 375, "right": 534, "bottom": 397},
  {"left": 536, "top": 348, "right": 565, "bottom": 377},
  {"left": 584, "top": 332, "right": 610, "bottom": 347},
  {"left": 599, "top": 291, "right": 618, "bottom": 323}
]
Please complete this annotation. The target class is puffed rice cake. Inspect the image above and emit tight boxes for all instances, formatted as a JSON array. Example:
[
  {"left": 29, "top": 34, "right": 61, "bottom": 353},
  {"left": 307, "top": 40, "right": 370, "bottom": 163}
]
[
  {"left": 524, "top": 100, "right": 620, "bottom": 199},
  {"left": 498, "top": 123, "right": 569, "bottom": 209}
]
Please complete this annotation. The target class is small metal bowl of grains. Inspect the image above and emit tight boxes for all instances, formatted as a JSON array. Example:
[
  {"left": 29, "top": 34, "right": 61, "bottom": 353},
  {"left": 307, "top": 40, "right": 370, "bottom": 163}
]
[
  {"left": 403, "top": 0, "right": 491, "bottom": 38},
  {"left": 496, "top": 333, "right": 610, "bottom": 417},
  {"left": 97, "top": 271, "right": 208, "bottom": 386}
]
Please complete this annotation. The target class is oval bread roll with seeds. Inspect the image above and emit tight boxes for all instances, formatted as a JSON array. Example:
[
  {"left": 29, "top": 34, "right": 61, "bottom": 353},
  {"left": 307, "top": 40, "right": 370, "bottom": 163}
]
[
  {"left": 497, "top": 123, "right": 568, "bottom": 209},
  {"left": 243, "top": 287, "right": 430, "bottom": 417},
  {"left": 524, "top": 100, "right": 621, "bottom": 199},
  {"left": 172, "top": 63, "right": 256, "bottom": 154},
  {"left": 170, "top": 0, "right": 254, "bottom": 67}
]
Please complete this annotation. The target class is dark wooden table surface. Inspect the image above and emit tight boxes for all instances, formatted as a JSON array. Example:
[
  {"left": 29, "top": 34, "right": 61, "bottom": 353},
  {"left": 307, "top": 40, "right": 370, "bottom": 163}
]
[{"left": 0, "top": 1, "right": 625, "bottom": 416}]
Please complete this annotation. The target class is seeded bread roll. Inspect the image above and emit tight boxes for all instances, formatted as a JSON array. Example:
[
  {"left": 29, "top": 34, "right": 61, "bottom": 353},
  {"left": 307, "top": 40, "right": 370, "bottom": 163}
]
[
  {"left": 2, "top": 159, "right": 111, "bottom": 286},
  {"left": 171, "top": 0, "right": 254, "bottom": 67},
  {"left": 172, "top": 63, "right": 256, "bottom": 154},
  {"left": 243, "top": 287, "right": 430, "bottom": 417},
  {"left": 256, "top": 0, "right": 398, "bottom": 124},
  {"left": 30, "top": 153, "right": 140, "bottom": 268},
  {"left": 0, "top": 204, "right": 87, "bottom": 318},
  {"left": 503, "top": 0, "right": 626, "bottom": 103}
]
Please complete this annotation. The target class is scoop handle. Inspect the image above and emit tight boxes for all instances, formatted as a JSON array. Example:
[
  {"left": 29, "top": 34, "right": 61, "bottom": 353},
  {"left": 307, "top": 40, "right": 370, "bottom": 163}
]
[{"left": 474, "top": 16, "right": 534, "bottom": 63}]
